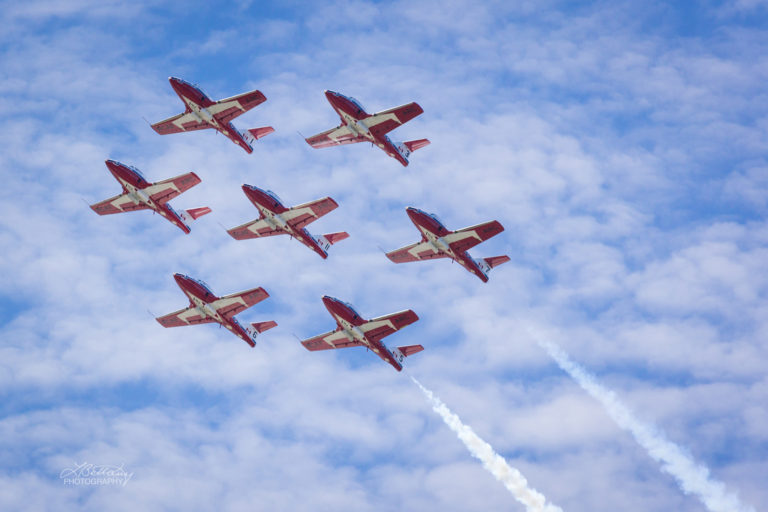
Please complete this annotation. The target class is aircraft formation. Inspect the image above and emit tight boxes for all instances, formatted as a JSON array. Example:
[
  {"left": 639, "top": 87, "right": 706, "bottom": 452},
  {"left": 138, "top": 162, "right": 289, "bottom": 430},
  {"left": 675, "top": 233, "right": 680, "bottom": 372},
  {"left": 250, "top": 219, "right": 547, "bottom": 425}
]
[{"left": 91, "top": 77, "right": 509, "bottom": 372}]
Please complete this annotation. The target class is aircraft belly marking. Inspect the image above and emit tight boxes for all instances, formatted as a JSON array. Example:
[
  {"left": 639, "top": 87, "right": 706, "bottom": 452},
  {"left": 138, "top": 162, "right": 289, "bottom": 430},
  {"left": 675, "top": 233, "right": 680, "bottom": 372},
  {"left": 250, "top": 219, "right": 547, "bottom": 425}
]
[
  {"left": 182, "top": 98, "right": 222, "bottom": 130},
  {"left": 339, "top": 113, "right": 373, "bottom": 142},
  {"left": 122, "top": 180, "right": 156, "bottom": 210},
  {"left": 416, "top": 227, "right": 457, "bottom": 259},
  {"left": 188, "top": 295, "right": 222, "bottom": 324},
  {"left": 264, "top": 211, "right": 288, "bottom": 231},
  {"left": 336, "top": 317, "right": 370, "bottom": 346}
]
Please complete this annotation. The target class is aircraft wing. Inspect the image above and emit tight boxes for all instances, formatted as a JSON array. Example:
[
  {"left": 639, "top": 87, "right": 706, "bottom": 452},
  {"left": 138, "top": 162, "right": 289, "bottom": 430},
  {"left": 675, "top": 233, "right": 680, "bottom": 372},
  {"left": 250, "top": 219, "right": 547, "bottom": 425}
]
[
  {"left": 142, "top": 172, "right": 201, "bottom": 204},
  {"left": 211, "top": 287, "right": 269, "bottom": 319},
  {"left": 367, "top": 102, "right": 424, "bottom": 137},
  {"left": 305, "top": 125, "right": 368, "bottom": 148},
  {"left": 301, "top": 329, "right": 364, "bottom": 351},
  {"left": 208, "top": 90, "right": 267, "bottom": 124},
  {"left": 90, "top": 193, "right": 150, "bottom": 215},
  {"left": 156, "top": 306, "right": 216, "bottom": 327},
  {"left": 360, "top": 309, "right": 419, "bottom": 343},
  {"left": 444, "top": 220, "right": 505, "bottom": 253},
  {"left": 151, "top": 111, "right": 210, "bottom": 135},
  {"left": 227, "top": 219, "right": 285, "bottom": 240},
  {"left": 385, "top": 241, "right": 450, "bottom": 263},
  {"left": 282, "top": 197, "right": 339, "bottom": 229}
]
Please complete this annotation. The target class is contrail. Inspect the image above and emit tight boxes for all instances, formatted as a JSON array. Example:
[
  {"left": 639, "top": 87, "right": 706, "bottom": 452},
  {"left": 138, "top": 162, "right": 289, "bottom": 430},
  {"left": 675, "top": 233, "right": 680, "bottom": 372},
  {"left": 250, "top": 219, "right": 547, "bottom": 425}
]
[
  {"left": 412, "top": 377, "right": 563, "bottom": 512},
  {"left": 537, "top": 338, "right": 755, "bottom": 512}
]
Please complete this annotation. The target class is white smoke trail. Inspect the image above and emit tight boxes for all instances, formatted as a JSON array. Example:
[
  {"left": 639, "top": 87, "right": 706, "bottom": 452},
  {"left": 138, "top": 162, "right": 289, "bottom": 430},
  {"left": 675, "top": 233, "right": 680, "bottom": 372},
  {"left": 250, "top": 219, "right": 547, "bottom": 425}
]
[
  {"left": 537, "top": 338, "right": 755, "bottom": 512},
  {"left": 412, "top": 377, "right": 563, "bottom": 512}
]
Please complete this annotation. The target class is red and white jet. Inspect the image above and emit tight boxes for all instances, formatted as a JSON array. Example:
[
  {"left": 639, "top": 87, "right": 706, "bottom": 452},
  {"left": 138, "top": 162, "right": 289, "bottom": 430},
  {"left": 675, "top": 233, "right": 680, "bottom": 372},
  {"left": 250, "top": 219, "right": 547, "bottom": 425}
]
[
  {"left": 227, "top": 185, "right": 349, "bottom": 259},
  {"left": 305, "top": 90, "right": 430, "bottom": 166},
  {"left": 301, "top": 296, "right": 422, "bottom": 372},
  {"left": 151, "top": 77, "right": 274, "bottom": 154},
  {"left": 156, "top": 273, "right": 277, "bottom": 347},
  {"left": 90, "top": 160, "right": 211, "bottom": 234},
  {"left": 386, "top": 207, "right": 510, "bottom": 282}
]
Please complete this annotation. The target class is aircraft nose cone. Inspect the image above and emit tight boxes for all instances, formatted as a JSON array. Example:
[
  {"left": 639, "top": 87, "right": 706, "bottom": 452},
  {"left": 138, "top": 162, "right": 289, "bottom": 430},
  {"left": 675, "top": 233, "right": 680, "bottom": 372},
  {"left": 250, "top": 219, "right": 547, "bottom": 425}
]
[
  {"left": 104, "top": 159, "right": 129, "bottom": 179},
  {"left": 242, "top": 184, "right": 269, "bottom": 206},
  {"left": 324, "top": 90, "right": 341, "bottom": 104},
  {"left": 242, "top": 183, "right": 262, "bottom": 196},
  {"left": 322, "top": 295, "right": 344, "bottom": 309},
  {"left": 242, "top": 183, "right": 257, "bottom": 198},
  {"left": 104, "top": 159, "right": 121, "bottom": 172},
  {"left": 168, "top": 77, "right": 191, "bottom": 97},
  {"left": 406, "top": 207, "right": 423, "bottom": 221}
]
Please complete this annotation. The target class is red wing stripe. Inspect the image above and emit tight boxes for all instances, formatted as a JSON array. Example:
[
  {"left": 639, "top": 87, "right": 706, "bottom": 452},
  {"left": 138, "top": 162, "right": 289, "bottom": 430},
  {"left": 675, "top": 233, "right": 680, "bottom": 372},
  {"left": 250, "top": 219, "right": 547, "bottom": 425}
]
[
  {"left": 386, "top": 242, "right": 448, "bottom": 263},
  {"left": 116, "top": 200, "right": 149, "bottom": 212},
  {"left": 149, "top": 186, "right": 178, "bottom": 204},
  {"left": 287, "top": 213, "right": 315, "bottom": 230},
  {"left": 364, "top": 325, "right": 395, "bottom": 343},
  {"left": 216, "top": 106, "right": 244, "bottom": 124},
  {"left": 217, "top": 303, "right": 245, "bottom": 318}
]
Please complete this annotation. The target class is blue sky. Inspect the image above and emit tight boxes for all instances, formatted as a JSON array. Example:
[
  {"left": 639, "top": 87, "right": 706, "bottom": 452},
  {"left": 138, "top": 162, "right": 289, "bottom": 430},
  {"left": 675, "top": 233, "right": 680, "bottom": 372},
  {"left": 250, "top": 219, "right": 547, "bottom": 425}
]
[{"left": 1, "top": 0, "right": 767, "bottom": 510}]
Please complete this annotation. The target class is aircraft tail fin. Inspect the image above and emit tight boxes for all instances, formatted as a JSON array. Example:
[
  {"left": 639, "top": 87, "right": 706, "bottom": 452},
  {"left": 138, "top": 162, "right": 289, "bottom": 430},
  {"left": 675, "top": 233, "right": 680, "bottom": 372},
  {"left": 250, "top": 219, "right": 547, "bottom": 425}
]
[
  {"left": 251, "top": 321, "right": 278, "bottom": 333},
  {"left": 322, "top": 232, "right": 349, "bottom": 246},
  {"left": 395, "top": 139, "right": 430, "bottom": 163},
  {"left": 179, "top": 207, "right": 212, "bottom": 222},
  {"left": 476, "top": 255, "right": 511, "bottom": 273},
  {"left": 391, "top": 344, "right": 425, "bottom": 367},
  {"left": 403, "top": 139, "right": 430, "bottom": 152},
  {"left": 397, "top": 344, "right": 424, "bottom": 357},
  {"left": 246, "top": 320, "right": 277, "bottom": 344},
  {"left": 238, "top": 126, "right": 274, "bottom": 148},
  {"left": 314, "top": 232, "right": 350, "bottom": 255},
  {"left": 248, "top": 126, "right": 275, "bottom": 140}
]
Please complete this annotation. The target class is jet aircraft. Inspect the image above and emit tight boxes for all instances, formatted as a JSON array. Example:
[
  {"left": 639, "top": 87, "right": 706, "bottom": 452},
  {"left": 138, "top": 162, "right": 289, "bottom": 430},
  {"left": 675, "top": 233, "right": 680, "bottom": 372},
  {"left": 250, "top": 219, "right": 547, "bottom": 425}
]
[
  {"left": 156, "top": 273, "right": 277, "bottom": 347},
  {"left": 227, "top": 185, "right": 349, "bottom": 259},
  {"left": 90, "top": 160, "right": 210, "bottom": 234},
  {"left": 386, "top": 207, "right": 510, "bottom": 282},
  {"left": 151, "top": 77, "right": 274, "bottom": 154},
  {"left": 301, "top": 296, "right": 422, "bottom": 372},
  {"left": 305, "top": 90, "right": 430, "bottom": 166}
]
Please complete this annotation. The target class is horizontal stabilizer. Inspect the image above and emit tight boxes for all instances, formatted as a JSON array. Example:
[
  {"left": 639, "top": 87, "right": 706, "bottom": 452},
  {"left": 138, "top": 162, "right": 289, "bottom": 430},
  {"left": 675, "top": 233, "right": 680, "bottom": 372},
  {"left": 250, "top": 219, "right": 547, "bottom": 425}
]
[
  {"left": 249, "top": 126, "right": 275, "bottom": 140},
  {"left": 396, "top": 138, "right": 430, "bottom": 162},
  {"left": 184, "top": 207, "right": 212, "bottom": 220},
  {"left": 323, "top": 232, "right": 349, "bottom": 245},
  {"left": 314, "top": 231, "right": 350, "bottom": 256},
  {"left": 251, "top": 320, "right": 277, "bottom": 333},
  {"left": 397, "top": 344, "right": 424, "bottom": 357},
  {"left": 484, "top": 255, "right": 510, "bottom": 269},
  {"left": 403, "top": 139, "right": 430, "bottom": 152},
  {"left": 476, "top": 255, "right": 511, "bottom": 274}
]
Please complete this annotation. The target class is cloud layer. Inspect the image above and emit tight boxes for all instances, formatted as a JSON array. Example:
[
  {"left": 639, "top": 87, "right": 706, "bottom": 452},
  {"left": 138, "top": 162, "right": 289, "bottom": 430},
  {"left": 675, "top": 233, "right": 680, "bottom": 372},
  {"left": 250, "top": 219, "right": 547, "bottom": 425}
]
[{"left": 1, "top": 1, "right": 766, "bottom": 511}]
